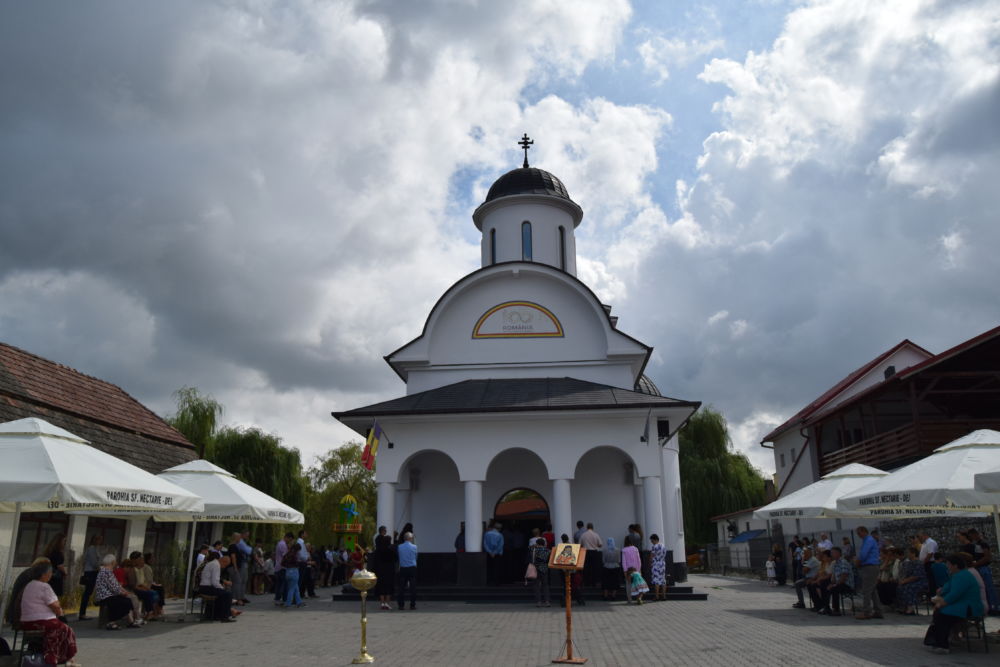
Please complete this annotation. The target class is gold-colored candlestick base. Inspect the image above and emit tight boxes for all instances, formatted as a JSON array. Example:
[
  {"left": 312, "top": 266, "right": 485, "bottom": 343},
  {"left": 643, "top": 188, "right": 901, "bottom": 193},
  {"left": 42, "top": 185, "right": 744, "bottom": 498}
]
[{"left": 351, "top": 570, "right": 377, "bottom": 664}]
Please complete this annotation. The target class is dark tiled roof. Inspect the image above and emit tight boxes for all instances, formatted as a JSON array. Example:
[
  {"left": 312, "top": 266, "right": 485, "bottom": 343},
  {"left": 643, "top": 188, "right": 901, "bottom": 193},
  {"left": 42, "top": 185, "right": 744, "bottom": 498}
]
[
  {"left": 333, "top": 377, "right": 698, "bottom": 419},
  {"left": 0, "top": 342, "right": 196, "bottom": 472},
  {"left": 484, "top": 168, "right": 574, "bottom": 204}
]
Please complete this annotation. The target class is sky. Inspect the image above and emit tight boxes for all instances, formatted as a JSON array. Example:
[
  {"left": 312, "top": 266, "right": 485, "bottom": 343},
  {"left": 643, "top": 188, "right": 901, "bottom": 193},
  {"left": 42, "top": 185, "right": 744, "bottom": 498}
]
[{"left": 1, "top": 0, "right": 998, "bottom": 474}]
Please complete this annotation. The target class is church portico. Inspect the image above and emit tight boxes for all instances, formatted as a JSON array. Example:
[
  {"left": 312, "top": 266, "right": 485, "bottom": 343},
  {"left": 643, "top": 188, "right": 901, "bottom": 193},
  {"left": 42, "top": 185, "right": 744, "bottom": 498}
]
[{"left": 334, "top": 138, "right": 701, "bottom": 584}]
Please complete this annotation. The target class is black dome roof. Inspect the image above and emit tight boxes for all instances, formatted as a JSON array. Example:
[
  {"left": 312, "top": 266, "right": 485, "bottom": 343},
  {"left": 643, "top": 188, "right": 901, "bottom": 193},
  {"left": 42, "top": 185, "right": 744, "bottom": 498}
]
[{"left": 484, "top": 167, "right": 574, "bottom": 203}]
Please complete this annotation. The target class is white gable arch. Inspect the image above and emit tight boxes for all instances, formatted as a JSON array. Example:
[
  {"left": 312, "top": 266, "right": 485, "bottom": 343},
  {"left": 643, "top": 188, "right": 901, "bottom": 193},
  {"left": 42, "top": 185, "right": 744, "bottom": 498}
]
[{"left": 388, "top": 262, "right": 650, "bottom": 393}]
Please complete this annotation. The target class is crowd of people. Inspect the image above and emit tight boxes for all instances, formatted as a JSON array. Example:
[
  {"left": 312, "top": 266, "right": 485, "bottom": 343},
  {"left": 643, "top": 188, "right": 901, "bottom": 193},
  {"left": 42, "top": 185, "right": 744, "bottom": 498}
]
[{"left": 774, "top": 526, "right": 998, "bottom": 654}]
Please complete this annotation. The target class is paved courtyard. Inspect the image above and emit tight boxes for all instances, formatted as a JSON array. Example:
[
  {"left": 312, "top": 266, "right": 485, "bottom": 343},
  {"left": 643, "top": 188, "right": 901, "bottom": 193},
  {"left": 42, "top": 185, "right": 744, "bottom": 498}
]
[{"left": 40, "top": 575, "right": 999, "bottom": 666}]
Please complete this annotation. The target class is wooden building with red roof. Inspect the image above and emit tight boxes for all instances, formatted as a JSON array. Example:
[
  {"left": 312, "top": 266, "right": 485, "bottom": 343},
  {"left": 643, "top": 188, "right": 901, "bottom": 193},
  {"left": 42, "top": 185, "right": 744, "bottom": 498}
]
[
  {"left": 0, "top": 341, "right": 197, "bottom": 569},
  {"left": 763, "top": 324, "right": 1000, "bottom": 497}
]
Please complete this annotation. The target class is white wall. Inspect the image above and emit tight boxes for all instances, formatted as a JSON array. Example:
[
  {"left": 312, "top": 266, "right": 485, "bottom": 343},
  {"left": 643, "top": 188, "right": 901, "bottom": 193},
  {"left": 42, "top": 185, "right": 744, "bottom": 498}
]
[
  {"left": 389, "top": 263, "right": 649, "bottom": 394},
  {"left": 823, "top": 346, "right": 931, "bottom": 412},
  {"left": 396, "top": 450, "right": 464, "bottom": 552},
  {"left": 478, "top": 200, "right": 579, "bottom": 275},
  {"left": 773, "top": 430, "right": 814, "bottom": 494},
  {"left": 571, "top": 446, "right": 638, "bottom": 545}
]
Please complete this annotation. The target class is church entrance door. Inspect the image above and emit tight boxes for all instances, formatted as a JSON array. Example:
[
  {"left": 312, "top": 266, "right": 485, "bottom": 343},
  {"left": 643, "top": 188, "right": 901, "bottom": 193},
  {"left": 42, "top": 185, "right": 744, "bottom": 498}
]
[{"left": 493, "top": 488, "right": 549, "bottom": 584}]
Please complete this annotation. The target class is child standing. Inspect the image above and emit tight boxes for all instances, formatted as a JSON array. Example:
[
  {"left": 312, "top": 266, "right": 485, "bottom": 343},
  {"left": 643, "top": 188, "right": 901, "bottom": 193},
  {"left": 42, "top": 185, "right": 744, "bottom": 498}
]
[
  {"left": 766, "top": 555, "right": 777, "bottom": 586},
  {"left": 626, "top": 567, "right": 649, "bottom": 604}
]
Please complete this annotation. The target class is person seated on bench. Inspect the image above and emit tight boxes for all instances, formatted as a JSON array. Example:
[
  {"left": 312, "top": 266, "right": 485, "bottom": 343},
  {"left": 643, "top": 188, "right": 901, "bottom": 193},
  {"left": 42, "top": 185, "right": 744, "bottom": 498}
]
[
  {"left": 142, "top": 553, "right": 167, "bottom": 618},
  {"left": 924, "top": 553, "right": 984, "bottom": 654},
  {"left": 895, "top": 546, "right": 928, "bottom": 615},
  {"left": 3, "top": 557, "right": 50, "bottom": 629},
  {"left": 807, "top": 550, "right": 833, "bottom": 611},
  {"left": 125, "top": 552, "right": 161, "bottom": 621},
  {"left": 95, "top": 555, "right": 140, "bottom": 629},
  {"left": 17, "top": 561, "right": 81, "bottom": 667},
  {"left": 792, "top": 548, "right": 818, "bottom": 609},
  {"left": 819, "top": 546, "right": 854, "bottom": 616},
  {"left": 112, "top": 555, "right": 144, "bottom": 623},
  {"left": 198, "top": 552, "right": 236, "bottom": 622}
]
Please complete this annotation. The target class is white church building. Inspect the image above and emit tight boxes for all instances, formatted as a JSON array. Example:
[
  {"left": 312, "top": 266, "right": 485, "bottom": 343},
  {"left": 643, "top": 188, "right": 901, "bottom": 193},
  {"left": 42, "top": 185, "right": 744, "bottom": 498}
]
[{"left": 334, "top": 140, "right": 700, "bottom": 584}]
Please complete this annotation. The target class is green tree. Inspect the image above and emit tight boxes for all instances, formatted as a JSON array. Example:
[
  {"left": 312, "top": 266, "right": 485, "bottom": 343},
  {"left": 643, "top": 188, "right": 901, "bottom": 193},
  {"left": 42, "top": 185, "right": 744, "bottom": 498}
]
[
  {"left": 167, "top": 386, "right": 222, "bottom": 458},
  {"left": 304, "top": 442, "right": 376, "bottom": 549},
  {"left": 210, "top": 426, "right": 307, "bottom": 511},
  {"left": 679, "top": 407, "right": 767, "bottom": 547}
]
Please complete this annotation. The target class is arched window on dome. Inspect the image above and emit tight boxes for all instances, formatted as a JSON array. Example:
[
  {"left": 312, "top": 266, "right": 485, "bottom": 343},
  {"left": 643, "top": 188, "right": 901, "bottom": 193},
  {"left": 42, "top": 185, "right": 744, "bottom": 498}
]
[
  {"left": 558, "top": 225, "right": 566, "bottom": 270},
  {"left": 521, "top": 221, "right": 532, "bottom": 261},
  {"left": 490, "top": 228, "right": 496, "bottom": 265}
]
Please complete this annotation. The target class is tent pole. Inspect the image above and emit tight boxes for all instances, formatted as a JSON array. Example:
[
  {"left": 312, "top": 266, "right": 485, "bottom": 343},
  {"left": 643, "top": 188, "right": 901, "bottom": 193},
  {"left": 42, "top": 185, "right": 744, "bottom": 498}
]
[
  {"left": 0, "top": 501, "right": 23, "bottom": 635},
  {"left": 183, "top": 520, "right": 196, "bottom": 614},
  {"left": 993, "top": 506, "right": 1000, "bottom": 566}
]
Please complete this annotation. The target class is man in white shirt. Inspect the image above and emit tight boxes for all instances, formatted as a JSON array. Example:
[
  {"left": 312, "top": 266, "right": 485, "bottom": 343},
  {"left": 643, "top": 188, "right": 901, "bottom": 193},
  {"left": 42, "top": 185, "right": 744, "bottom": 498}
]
[
  {"left": 918, "top": 531, "right": 938, "bottom": 584},
  {"left": 817, "top": 533, "right": 833, "bottom": 552}
]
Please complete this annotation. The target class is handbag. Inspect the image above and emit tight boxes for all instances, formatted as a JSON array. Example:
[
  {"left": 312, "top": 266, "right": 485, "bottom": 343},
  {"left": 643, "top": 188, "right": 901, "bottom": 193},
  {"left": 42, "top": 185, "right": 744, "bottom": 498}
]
[{"left": 524, "top": 562, "right": 538, "bottom": 581}]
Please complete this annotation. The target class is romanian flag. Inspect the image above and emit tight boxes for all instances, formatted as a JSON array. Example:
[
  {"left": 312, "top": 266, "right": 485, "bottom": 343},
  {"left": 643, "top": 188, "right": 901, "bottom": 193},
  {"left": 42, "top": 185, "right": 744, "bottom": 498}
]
[{"left": 361, "top": 421, "right": 382, "bottom": 471}]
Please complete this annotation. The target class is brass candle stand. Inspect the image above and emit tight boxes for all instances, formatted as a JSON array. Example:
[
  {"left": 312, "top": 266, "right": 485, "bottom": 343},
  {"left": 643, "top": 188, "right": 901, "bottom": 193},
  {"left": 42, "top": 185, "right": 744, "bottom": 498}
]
[{"left": 350, "top": 567, "right": 378, "bottom": 664}]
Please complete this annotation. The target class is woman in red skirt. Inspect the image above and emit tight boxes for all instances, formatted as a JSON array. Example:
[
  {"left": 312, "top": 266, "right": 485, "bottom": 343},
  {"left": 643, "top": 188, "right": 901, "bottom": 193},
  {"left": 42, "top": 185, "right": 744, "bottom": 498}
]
[{"left": 17, "top": 561, "right": 81, "bottom": 666}]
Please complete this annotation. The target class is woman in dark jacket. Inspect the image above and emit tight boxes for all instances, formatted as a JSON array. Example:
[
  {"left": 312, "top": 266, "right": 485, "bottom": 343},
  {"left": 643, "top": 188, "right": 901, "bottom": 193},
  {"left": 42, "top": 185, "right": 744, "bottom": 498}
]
[{"left": 372, "top": 526, "right": 396, "bottom": 610}]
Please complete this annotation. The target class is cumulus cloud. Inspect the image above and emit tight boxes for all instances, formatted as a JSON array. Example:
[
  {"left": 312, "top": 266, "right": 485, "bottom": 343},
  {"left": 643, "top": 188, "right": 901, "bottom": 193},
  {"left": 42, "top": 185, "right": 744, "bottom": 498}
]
[
  {"left": 613, "top": 0, "right": 1000, "bottom": 470},
  {"left": 0, "top": 0, "right": 650, "bottom": 460}
]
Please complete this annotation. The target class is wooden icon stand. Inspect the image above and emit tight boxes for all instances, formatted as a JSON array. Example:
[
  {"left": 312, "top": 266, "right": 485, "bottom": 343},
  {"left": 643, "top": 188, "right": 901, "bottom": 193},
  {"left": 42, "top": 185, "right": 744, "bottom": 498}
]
[{"left": 549, "top": 544, "right": 587, "bottom": 664}]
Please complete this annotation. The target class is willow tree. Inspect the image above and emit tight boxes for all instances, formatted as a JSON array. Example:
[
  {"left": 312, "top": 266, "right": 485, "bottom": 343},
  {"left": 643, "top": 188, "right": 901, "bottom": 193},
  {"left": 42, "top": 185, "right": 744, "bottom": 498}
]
[
  {"left": 167, "top": 386, "right": 222, "bottom": 458},
  {"left": 679, "top": 407, "right": 766, "bottom": 547},
  {"left": 211, "top": 426, "right": 306, "bottom": 512}
]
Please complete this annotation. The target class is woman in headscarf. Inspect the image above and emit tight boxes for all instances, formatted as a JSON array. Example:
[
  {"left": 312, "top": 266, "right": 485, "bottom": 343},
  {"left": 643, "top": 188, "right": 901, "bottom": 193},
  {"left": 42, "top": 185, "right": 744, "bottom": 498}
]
[
  {"left": 621, "top": 536, "right": 641, "bottom": 604},
  {"left": 601, "top": 537, "right": 621, "bottom": 601},
  {"left": 17, "top": 561, "right": 80, "bottom": 666}
]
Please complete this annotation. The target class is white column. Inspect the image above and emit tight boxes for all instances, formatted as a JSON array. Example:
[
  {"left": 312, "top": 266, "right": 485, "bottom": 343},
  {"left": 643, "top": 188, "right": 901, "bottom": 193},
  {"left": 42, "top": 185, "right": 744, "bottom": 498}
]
[
  {"left": 551, "top": 478, "right": 572, "bottom": 543},
  {"left": 660, "top": 435, "right": 686, "bottom": 562},
  {"left": 641, "top": 475, "right": 665, "bottom": 542},
  {"left": 124, "top": 518, "right": 146, "bottom": 557},
  {"left": 66, "top": 514, "right": 89, "bottom": 584},
  {"left": 377, "top": 481, "right": 397, "bottom": 534},
  {"left": 463, "top": 480, "right": 483, "bottom": 553},
  {"left": 632, "top": 480, "right": 646, "bottom": 549}
]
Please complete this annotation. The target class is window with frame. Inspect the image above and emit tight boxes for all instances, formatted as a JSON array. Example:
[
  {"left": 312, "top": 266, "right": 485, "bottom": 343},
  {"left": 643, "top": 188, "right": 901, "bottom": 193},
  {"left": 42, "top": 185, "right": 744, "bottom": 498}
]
[
  {"left": 521, "top": 221, "right": 532, "bottom": 261},
  {"left": 490, "top": 228, "right": 496, "bottom": 265},
  {"left": 85, "top": 517, "right": 127, "bottom": 561},
  {"left": 558, "top": 225, "right": 566, "bottom": 270},
  {"left": 780, "top": 453, "right": 786, "bottom": 468},
  {"left": 14, "top": 512, "right": 69, "bottom": 566}
]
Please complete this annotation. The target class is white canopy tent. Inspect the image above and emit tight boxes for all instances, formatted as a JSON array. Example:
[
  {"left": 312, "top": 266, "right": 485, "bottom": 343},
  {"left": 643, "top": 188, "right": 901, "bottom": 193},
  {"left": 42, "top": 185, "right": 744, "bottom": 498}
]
[
  {"left": 0, "top": 417, "right": 204, "bottom": 628},
  {"left": 150, "top": 460, "right": 304, "bottom": 612},
  {"left": 836, "top": 429, "right": 1000, "bottom": 540},
  {"left": 974, "top": 462, "right": 1000, "bottom": 495},
  {"left": 753, "top": 463, "right": 887, "bottom": 520}
]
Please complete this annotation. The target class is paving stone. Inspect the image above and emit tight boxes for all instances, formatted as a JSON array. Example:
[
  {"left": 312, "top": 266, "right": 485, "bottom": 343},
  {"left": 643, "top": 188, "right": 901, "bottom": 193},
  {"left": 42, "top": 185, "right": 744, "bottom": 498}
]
[{"left": 63, "top": 575, "right": 997, "bottom": 666}]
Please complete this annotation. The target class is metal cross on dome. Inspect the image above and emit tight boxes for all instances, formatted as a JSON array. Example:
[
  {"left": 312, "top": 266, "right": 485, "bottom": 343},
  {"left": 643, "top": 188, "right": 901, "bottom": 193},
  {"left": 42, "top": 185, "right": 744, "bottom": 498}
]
[{"left": 518, "top": 133, "right": 534, "bottom": 168}]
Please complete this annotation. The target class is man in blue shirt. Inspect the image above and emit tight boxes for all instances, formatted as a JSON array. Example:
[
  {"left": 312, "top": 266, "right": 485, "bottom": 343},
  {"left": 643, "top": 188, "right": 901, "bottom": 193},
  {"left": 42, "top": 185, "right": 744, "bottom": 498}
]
[
  {"left": 397, "top": 532, "right": 418, "bottom": 610},
  {"left": 483, "top": 523, "right": 504, "bottom": 586},
  {"left": 854, "top": 526, "right": 883, "bottom": 619}
]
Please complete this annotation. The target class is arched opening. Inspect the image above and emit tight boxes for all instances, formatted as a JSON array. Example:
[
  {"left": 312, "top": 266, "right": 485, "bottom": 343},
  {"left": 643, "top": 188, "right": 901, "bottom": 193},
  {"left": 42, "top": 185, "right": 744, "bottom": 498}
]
[
  {"left": 521, "top": 220, "right": 532, "bottom": 261},
  {"left": 493, "top": 487, "right": 550, "bottom": 536},
  {"left": 490, "top": 228, "right": 496, "bottom": 265}
]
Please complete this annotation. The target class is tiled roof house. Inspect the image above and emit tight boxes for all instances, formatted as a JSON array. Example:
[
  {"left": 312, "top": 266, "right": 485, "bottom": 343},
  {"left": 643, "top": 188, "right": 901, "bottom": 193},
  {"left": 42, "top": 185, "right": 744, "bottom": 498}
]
[{"left": 0, "top": 342, "right": 196, "bottom": 472}]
